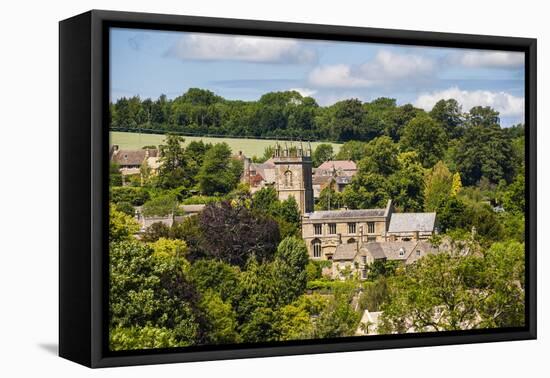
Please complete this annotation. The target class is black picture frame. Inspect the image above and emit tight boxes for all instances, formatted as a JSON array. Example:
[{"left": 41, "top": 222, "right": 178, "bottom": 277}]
[{"left": 59, "top": 9, "right": 537, "bottom": 368}]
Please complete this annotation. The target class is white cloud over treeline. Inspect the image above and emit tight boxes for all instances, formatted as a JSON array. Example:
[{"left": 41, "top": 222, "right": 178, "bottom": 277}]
[
  {"left": 414, "top": 87, "right": 524, "bottom": 117},
  {"left": 166, "top": 34, "right": 317, "bottom": 64}
]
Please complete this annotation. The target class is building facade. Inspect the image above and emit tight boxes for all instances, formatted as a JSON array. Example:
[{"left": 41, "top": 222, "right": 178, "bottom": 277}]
[
  {"left": 273, "top": 143, "right": 314, "bottom": 214},
  {"left": 302, "top": 199, "right": 436, "bottom": 260},
  {"left": 331, "top": 240, "right": 442, "bottom": 280}
]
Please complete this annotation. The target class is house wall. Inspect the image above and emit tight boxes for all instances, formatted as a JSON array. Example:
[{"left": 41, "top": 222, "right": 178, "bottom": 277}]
[{"left": 302, "top": 217, "right": 388, "bottom": 259}]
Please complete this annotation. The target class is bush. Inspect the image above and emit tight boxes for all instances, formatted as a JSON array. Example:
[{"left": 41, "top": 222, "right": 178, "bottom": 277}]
[
  {"left": 142, "top": 194, "right": 179, "bottom": 217},
  {"left": 115, "top": 201, "right": 135, "bottom": 216},
  {"left": 110, "top": 186, "right": 150, "bottom": 206},
  {"left": 358, "top": 277, "right": 389, "bottom": 312}
]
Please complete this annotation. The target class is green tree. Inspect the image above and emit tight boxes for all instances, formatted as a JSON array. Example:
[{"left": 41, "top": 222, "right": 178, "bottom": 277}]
[
  {"left": 424, "top": 161, "right": 453, "bottom": 212},
  {"left": 279, "top": 196, "right": 301, "bottom": 225},
  {"left": 429, "top": 99, "right": 463, "bottom": 139},
  {"left": 401, "top": 114, "right": 447, "bottom": 168},
  {"left": 272, "top": 237, "right": 310, "bottom": 306},
  {"left": 199, "top": 291, "right": 240, "bottom": 344},
  {"left": 312, "top": 143, "right": 334, "bottom": 167},
  {"left": 109, "top": 240, "right": 203, "bottom": 349},
  {"left": 157, "top": 134, "right": 188, "bottom": 189},
  {"left": 142, "top": 193, "right": 178, "bottom": 217},
  {"left": 388, "top": 152, "right": 425, "bottom": 212},
  {"left": 502, "top": 173, "right": 525, "bottom": 214},
  {"left": 467, "top": 106, "right": 500, "bottom": 127},
  {"left": 110, "top": 162, "right": 123, "bottom": 186},
  {"left": 188, "top": 259, "right": 241, "bottom": 303},
  {"left": 452, "top": 124, "right": 515, "bottom": 185},
  {"left": 110, "top": 326, "right": 178, "bottom": 350},
  {"left": 317, "top": 183, "right": 343, "bottom": 211},
  {"left": 378, "top": 244, "right": 525, "bottom": 333},
  {"left": 313, "top": 291, "right": 360, "bottom": 338},
  {"left": 198, "top": 143, "right": 243, "bottom": 195},
  {"left": 109, "top": 204, "right": 139, "bottom": 241},
  {"left": 275, "top": 302, "right": 314, "bottom": 341},
  {"left": 110, "top": 186, "right": 150, "bottom": 206},
  {"left": 335, "top": 140, "right": 367, "bottom": 161}
]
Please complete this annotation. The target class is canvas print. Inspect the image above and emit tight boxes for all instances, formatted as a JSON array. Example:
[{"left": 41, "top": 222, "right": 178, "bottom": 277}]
[{"left": 108, "top": 27, "right": 526, "bottom": 351}]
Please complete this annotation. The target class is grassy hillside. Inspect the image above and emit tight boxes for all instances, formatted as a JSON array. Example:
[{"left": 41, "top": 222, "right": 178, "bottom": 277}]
[{"left": 110, "top": 131, "right": 341, "bottom": 158}]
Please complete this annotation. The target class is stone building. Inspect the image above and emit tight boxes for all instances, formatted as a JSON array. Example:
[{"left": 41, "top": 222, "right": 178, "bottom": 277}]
[
  {"left": 302, "top": 199, "right": 436, "bottom": 260},
  {"left": 110, "top": 145, "right": 160, "bottom": 177},
  {"left": 331, "top": 240, "right": 441, "bottom": 280},
  {"left": 312, "top": 160, "right": 357, "bottom": 198},
  {"left": 242, "top": 157, "right": 277, "bottom": 193},
  {"left": 272, "top": 142, "right": 314, "bottom": 214}
]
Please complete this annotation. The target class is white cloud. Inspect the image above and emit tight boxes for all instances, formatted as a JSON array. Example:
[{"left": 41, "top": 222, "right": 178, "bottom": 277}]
[
  {"left": 359, "top": 50, "right": 435, "bottom": 80},
  {"left": 308, "top": 64, "right": 372, "bottom": 88},
  {"left": 289, "top": 88, "right": 317, "bottom": 97},
  {"left": 308, "top": 50, "right": 435, "bottom": 88},
  {"left": 166, "top": 34, "right": 317, "bottom": 64},
  {"left": 414, "top": 87, "right": 524, "bottom": 117},
  {"left": 451, "top": 51, "right": 524, "bottom": 68}
]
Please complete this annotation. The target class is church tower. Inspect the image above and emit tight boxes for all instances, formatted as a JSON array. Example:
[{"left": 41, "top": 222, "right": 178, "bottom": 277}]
[{"left": 273, "top": 142, "right": 314, "bottom": 214}]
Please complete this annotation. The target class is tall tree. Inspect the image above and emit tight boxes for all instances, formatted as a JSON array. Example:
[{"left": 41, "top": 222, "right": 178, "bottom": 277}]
[
  {"left": 452, "top": 124, "right": 515, "bottom": 185},
  {"left": 157, "top": 134, "right": 188, "bottom": 189},
  {"left": 198, "top": 201, "right": 280, "bottom": 267},
  {"left": 312, "top": 143, "right": 334, "bottom": 167},
  {"left": 197, "top": 143, "right": 243, "bottom": 195},
  {"left": 401, "top": 114, "right": 448, "bottom": 168},
  {"left": 467, "top": 106, "right": 500, "bottom": 127},
  {"left": 429, "top": 99, "right": 464, "bottom": 139},
  {"left": 424, "top": 161, "right": 454, "bottom": 212}
]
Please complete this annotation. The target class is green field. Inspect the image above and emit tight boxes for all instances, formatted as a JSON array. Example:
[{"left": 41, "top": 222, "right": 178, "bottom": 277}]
[{"left": 110, "top": 131, "right": 341, "bottom": 158}]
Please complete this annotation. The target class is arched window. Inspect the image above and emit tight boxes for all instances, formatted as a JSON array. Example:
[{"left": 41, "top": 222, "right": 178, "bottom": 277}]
[
  {"left": 312, "top": 239, "right": 322, "bottom": 258},
  {"left": 347, "top": 238, "right": 356, "bottom": 244},
  {"left": 284, "top": 170, "right": 293, "bottom": 187}
]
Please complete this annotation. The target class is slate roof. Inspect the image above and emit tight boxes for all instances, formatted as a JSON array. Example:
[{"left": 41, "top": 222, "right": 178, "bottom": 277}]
[
  {"left": 333, "top": 243, "right": 359, "bottom": 261},
  {"left": 317, "top": 160, "right": 357, "bottom": 171},
  {"left": 388, "top": 213, "right": 436, "bottom": 233},
  {"left": 111, "top": 149, "right": 158, "bottom": 167},
  {"left": 307, "top": 208, "right": 386, "bottom": 220},
  {"left": 181, "top": 204, "right": 206, "bottom": 213},
  {"left": 363, "top": 240, "right": 437, "bottom": 261},
  {"left": 248, "top": 161, "right": 276, "bottom": 183}
]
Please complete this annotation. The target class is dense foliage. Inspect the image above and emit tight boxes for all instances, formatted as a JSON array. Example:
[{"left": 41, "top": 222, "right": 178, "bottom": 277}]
[{"left": 108, "top": 90, "right": 526, "bottom": 350}]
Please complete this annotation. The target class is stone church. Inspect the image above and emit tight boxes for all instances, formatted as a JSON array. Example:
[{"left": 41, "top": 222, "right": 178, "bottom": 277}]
[{"left": 272, "top": 142, "right": 314, "bottom": 214}]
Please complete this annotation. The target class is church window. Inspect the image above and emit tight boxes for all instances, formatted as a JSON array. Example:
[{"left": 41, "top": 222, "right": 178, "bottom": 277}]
[
  {"left": 312, "top": 239, "right": 322, "bottom": 258},
  {"left": 284, "top": 170, "right": 293, "bottom": 187},
  {"left": 328, "top": 223, "right": 336, "bottom": 234}
]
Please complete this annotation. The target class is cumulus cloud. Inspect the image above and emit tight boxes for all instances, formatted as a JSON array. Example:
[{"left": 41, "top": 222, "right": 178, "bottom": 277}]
[
  {"left": 166, "top": 34, "right": 317, "bottom": 64},
  {"left": 308, "top": 64, "right": 372, "bottom": 88},
  {"left": 414, "top": 87, "right": 524, "bottom": 117},
  {"left": 289, "top": 88, "right": 317, "bottom": 97},
  {"left": 308, "top": 50, "right": 435, "bottom": 88},
  {"left": 450, "top": 51, "right": 524, "bottom": 68}
]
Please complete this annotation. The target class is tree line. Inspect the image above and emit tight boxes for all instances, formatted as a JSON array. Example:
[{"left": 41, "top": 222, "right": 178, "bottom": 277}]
[{"left": 110, "top": 88, "right": 523, "bottom": 145}]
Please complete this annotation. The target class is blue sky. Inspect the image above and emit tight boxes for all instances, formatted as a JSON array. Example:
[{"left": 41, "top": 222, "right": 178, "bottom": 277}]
[{"left": 110, "top": 27, "right": 525, "bottom": 127}]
